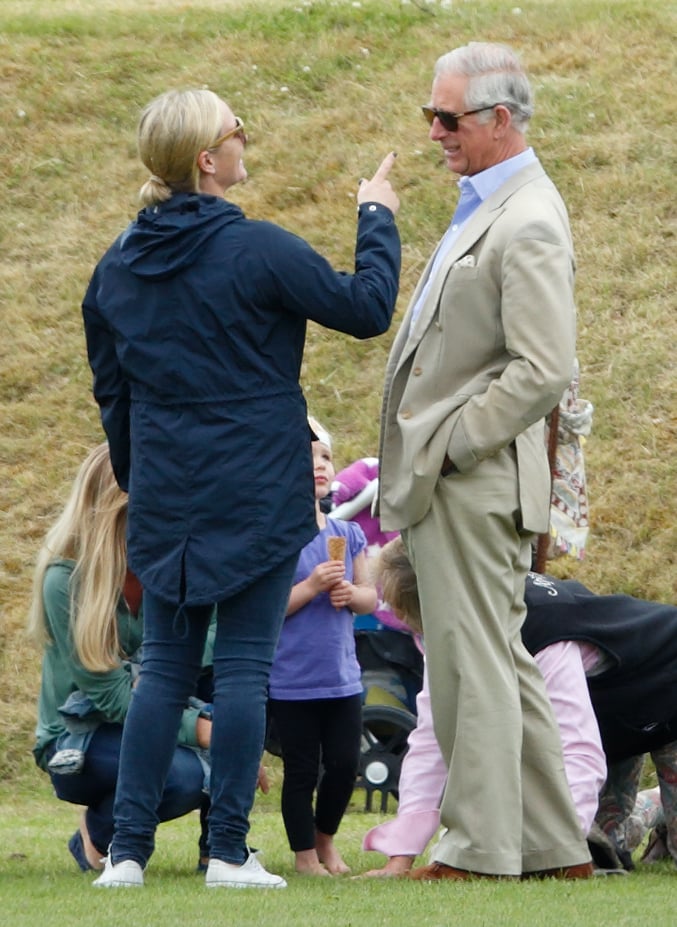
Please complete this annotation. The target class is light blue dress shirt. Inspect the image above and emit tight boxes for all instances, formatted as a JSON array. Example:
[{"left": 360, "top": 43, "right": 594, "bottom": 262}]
[{"left": 409, "top": 147, "right": 538, "bottom": 333}]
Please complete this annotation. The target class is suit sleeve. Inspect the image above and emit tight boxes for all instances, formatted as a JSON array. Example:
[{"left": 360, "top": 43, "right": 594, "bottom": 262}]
[{"left": 448, "top": 225, "right": 576, "bottom": 470}]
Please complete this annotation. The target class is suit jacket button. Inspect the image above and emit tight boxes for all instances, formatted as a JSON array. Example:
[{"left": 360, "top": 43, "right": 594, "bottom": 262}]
[
  {"left": 401, "top": 410, "right": 412, "bottom": 420},
  {"left": 413, "top": 366, "right": 422, "bottom": 376}
]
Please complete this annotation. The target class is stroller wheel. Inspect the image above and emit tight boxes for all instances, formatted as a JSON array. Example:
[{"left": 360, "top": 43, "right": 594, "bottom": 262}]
[{"left": 356, "top": 705, "right": 416, "bottom": 812}]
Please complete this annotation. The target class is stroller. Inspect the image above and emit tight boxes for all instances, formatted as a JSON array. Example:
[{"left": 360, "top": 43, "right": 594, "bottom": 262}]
[{"left": 353, "top": 626, "right": 422, "bottom": 811}]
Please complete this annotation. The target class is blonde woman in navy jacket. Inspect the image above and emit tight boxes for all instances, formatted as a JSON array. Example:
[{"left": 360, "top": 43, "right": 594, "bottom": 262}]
[{"left": 82, "top": 88, "right": 400, "bottom": 888}]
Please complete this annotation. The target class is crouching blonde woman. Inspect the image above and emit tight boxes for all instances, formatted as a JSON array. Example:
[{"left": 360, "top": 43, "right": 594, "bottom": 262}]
[{"left": 29, "top": 443, "right": 211, "bottom": 874}]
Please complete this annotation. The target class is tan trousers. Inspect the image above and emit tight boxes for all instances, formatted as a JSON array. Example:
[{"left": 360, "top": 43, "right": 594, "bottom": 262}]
[{"left": 404, "top": 446, "right": 590, "bottom": 875}]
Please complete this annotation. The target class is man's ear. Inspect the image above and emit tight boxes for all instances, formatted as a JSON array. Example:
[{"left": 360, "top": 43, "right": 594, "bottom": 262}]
[
  {"left": 196, "top": 148, "right": 215, "bottom": 175},
  {"left": 493, "top": 104, "right": 512, "bottom": 136}
]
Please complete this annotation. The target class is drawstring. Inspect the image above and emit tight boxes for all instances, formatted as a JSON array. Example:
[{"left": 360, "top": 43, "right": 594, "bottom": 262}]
[
  {"left": 171, "top": 547, "right": 190, "bottom": 639},
  {"left": 171, "top": 602, "right": 191, "bottom": 639}
]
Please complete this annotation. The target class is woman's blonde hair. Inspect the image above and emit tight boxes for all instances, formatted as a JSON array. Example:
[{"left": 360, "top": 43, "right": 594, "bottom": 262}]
[
  {"left": 375, "top": 537, "right": 423, "bottom": 635},
  {"left": 27, "top": 443, "right": 130, "bottom": 672},
  {"left": 137, "top": 88, "right": 224, "bottom": 207}
]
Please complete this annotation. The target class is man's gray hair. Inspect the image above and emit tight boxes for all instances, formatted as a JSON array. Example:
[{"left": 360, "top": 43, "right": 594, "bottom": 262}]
[{"left": 434, "top": 42, "right": 534, "bottom": 133}]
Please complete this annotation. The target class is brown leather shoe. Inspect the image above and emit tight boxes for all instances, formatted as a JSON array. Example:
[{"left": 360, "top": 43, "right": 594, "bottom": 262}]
[
  {"left": 409, "top": 863, "right": 501, "bottom": 881},
  {"left": 523, "top": 862, "right": 594, "bottom": 880}
]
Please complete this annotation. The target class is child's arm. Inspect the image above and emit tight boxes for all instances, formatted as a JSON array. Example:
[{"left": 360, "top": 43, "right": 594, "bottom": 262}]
[
  {"left": 329, "top": 550, "right": 377, "bottom": 613},
  {"left": 287, "top": 560, "right": 346, "bottom": 616}
]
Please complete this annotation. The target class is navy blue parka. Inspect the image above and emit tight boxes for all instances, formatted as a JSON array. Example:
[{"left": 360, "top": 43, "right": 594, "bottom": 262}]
[{"left": 82, "top": 193, "right": 400, "bottom": 607}]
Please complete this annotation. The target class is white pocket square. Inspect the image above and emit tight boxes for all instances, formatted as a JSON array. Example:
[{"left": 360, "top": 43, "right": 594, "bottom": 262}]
[{"left": 455, "top": 254, "right": 476, "bottom": 268}]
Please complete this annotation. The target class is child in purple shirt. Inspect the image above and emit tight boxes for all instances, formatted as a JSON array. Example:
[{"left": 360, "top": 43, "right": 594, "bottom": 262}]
[{"left": 268, "top": 418, "right": 377, "bottom": 875}]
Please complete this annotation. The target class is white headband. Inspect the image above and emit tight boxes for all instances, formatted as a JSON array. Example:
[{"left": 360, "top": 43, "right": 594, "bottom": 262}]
[{"left": 308, "top": 418, "right": 332, "bottom": 451}]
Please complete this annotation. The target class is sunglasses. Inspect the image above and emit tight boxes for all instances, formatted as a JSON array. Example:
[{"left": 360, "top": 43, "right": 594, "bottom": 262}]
[
  {"left": 208, "top": 116, "right": 247, "bottom": 149},
  {"left": 421, "top": 104, "right": 498, "bottom": 132}
]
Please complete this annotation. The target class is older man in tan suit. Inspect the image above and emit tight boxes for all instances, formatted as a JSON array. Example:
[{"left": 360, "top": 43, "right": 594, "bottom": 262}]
[{"left": 377, "top": 42, "right": 592, "bottom": 880}]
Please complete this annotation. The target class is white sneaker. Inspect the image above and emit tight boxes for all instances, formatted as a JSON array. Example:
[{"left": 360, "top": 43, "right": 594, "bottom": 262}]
[
  {"left": 93, "top": 857, "right": 144, "bottom": 887},
  {"left": 205, "top": 851, "right": 287, "bottom": 889}
]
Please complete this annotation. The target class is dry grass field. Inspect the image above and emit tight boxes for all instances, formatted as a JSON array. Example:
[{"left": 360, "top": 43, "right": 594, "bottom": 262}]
[{"left": 1, "top": 0, "right": 675, "bottom": 781}]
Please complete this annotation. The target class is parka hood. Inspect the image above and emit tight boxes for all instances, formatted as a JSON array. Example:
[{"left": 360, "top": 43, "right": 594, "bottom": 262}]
[{"left": 119, "top": 192, "right": 243, "bottom": 281}]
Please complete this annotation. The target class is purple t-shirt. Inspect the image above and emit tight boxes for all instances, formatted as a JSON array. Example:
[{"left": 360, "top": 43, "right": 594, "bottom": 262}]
[{"left": 268, "top": 519, "right": 366, "bottom": 700}]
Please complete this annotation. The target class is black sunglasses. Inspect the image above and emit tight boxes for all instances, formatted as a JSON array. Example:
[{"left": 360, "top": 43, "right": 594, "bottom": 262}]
[{"left": 421, "top": 104, "right": 498, "bottom": 132}]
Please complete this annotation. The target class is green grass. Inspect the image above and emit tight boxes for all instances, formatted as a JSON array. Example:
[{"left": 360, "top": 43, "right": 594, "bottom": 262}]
[
  {"left": 1, "top": 0, "right": 677, "bottom": 918},
  {"left": 2, "top": 776, "right": 676, "bottom": 927}
]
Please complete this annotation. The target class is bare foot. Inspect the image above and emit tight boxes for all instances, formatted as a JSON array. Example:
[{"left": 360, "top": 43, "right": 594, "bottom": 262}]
[
  {"left": 358, "top": 856, "right": 414, "bottom": 878},
  {"left": 295, "top": 848, "right": 331, "bottom": 876},
  {"left": 316, "top": 832, "right": 350, "bottom": 875},
  {"left": 80, "top": 812, "right": 105, "bottom": 871}
]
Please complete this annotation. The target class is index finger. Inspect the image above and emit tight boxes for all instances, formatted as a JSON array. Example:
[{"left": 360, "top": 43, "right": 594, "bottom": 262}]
[{"left": 369, "top": 150, "right": 398, "bottom": 183}]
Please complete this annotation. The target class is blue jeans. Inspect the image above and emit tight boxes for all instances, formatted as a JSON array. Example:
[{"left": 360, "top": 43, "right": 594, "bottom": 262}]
[
  {"left": 48, "top": 723, "right": 205, "bottom": 855},
  {"left": 111, "top": 554, "right": 298, "bottom": 868}
]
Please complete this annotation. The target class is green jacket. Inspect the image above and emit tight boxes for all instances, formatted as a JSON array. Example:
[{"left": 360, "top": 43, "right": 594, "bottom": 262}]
[{"left": 33, "top": 560, "right": 211, "bottom": 770}]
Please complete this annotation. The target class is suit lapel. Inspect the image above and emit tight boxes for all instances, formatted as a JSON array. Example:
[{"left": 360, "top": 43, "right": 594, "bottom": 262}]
[{"left": 393, "top": 161, "right": 546, "bottom": 371}]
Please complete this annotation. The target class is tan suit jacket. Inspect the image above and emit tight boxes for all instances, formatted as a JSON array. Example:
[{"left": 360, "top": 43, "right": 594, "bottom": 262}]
[{"left": 378, "top": 160, "right": 576, "bottom": 534}]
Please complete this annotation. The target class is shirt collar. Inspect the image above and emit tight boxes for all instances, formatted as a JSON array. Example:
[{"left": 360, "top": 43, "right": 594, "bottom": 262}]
[{"left": 459, "top": 147, "right": 537, "bottom": 203}]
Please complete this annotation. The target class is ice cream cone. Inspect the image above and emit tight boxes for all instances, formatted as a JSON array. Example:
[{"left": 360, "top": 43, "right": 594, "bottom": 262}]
[{"left": 327, "top": 535, "right": 346, "bottom": 562}]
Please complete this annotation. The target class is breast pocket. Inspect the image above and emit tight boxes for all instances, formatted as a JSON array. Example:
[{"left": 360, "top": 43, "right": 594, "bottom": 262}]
[
  {"left": 436, "top": 264, "right": 481, "bottom": 330},
  {"left": 436, "top": 267, "right": 503, "bottom": 360}
]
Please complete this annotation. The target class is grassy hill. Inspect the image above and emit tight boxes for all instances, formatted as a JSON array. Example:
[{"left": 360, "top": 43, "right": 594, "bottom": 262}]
[{"left": 1, "top": 0, "right": 675, "bottom": 782}]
